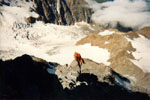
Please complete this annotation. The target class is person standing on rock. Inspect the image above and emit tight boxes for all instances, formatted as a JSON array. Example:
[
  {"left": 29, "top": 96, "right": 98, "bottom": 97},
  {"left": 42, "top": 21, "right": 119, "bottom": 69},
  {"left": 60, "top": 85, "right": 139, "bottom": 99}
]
[{"left": 74, "top": 52, "right": 85, "bottom": 74}]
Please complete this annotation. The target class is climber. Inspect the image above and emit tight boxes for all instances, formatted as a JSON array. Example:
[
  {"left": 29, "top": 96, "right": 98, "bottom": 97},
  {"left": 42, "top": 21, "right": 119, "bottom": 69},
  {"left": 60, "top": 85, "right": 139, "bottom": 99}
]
[{"left": 74, "top": 52, "right": 85, "bottom": 74}]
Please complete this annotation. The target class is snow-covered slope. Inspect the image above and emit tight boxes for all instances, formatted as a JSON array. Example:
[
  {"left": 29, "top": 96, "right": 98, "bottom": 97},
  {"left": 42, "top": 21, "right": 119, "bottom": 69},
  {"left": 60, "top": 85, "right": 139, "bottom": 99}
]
[
  {"left": 127, "top": 35, "right": 150, "bottom": 73},
  {"left": 76, "top": 29, "right": 150, "bottom": 93},
  {"left": 98, "top": 29, "right": 150, "bottom": 72},
  {"left": 0, "top": 0, "right": 38, "bottom": 26},
  {"left": 0, "top": 1, "right": 110, "bottom": 65}
]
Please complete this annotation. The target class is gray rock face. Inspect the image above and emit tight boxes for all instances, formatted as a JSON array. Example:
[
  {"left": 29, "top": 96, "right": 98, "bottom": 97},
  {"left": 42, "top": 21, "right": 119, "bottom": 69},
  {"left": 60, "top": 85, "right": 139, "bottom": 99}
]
[
  {"left": 56, "top": 59, "right": 131, "bottom": 90},
  {"left": 33, "top": 0, "right": 72, "bottom": 24},
  {"left": 66, "top": 0, "right": 93, "bottom": 24},
  {"left": 30, "top": 0, "right": 92, "bottom": 25},
  {"left": 30, "top": 0, "right": 74, "bottom": 25}
]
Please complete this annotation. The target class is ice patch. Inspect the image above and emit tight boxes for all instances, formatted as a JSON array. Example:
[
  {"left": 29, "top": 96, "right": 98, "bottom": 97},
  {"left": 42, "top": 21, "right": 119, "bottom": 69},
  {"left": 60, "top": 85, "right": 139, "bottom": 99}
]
[
  {"left": 99, "top": 30, "right": 115, "bottom": 36},
  {"left": 47, "top": 64, "right": 56, "bottom": 74},
  {"left": 114, "top": 74, "right": 131, "bottom": 90},
  {"left": 57, "top": 0, "right": 61, "bottom": 14}
]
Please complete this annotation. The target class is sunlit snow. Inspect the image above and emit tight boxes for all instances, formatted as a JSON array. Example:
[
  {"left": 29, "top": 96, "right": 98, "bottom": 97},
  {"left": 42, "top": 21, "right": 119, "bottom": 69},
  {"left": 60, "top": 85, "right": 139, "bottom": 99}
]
[
  {"left": 127, "top": 35, "right": 150, "bottom": 72},
  {"left": 0, "top": 1, "right": 110, "bottom": 66},
  {"left": 99, "top": 30, "right": 115, "bottom": 36},
  {"left": 45, "top": 43, "right": 110, "bottom": 65}
]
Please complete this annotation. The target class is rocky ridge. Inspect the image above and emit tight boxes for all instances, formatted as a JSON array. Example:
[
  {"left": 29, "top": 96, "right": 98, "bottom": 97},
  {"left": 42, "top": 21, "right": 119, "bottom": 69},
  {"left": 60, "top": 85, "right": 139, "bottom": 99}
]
[
  {"left": 76, "top": 29, "right": 150, "bottom": 93},
  {"left": 0, "top": 54, "right": 150, "bottom": 100},
  {"left": 65, "top": 0, "right": 93, "bottom": 24},
  {"left": 24, "top": 0, "right": 92, "bottom": 25},
  {"left": 56, "top": 59, "right": 114, "bottom": 89}
]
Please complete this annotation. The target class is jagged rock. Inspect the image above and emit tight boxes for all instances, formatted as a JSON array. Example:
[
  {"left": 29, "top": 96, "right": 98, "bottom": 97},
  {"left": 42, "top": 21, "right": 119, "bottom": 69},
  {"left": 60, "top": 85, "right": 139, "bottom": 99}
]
[
  {"left": 136, "top": 27, "right": 150, "bottom": 39},
  {"left": 0, "top": 54, "right": 63, "bottom": 99},
  {"left": 30, "top": 0, "right": 92, "bottom": 25},
  {"left": 0, "top": 0, "right": 10, "bottom": 6},
  {"left": 66, "top": 0, "right": 93, "bottom": 23},
  {"left": 68, "top": 73, "right": 149, "bottom": 100},
  {"left": 0, "top": 55, "right": 150, "bottom": 99},
  {"left": 56, "top": 58, "right": 132, "bottom": 90},
  {"left": 32, "top": 0, "right": 74, "bottom": 25}
]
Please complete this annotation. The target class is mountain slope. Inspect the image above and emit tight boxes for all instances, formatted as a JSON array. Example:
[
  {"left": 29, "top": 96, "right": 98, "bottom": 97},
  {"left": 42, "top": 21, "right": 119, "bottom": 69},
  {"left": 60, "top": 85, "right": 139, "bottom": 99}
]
[
  {"left": 76, "top": 29, "right": 150, "bottom": 93},
  {"left": 0, "top": 54, "right": 149, "bottom": 99},
  {"left": 0, "top": 0, "right": 150, "bottom": 96}
]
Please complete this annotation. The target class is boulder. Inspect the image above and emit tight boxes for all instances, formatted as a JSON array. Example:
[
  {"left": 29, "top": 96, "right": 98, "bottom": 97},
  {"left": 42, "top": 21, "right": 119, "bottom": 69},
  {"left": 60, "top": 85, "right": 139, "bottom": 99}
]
[{"left": 26, "top": 16, "right": 36, "bottom": 24}]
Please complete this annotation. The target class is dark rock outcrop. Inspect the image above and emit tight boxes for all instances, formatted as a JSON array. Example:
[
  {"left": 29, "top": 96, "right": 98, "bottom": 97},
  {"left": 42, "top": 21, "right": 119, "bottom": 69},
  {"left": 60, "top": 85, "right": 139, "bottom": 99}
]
[
  {"left": 32, "top": 0, "right": 74, "bottom": 25},
  {"left": 0, "top": 0, "right": 10, "bottom": 6},
  {"left": 30, "top": 0, "right": 92, "bottom": 25},
  {"left": 67, "top": 73, "right": 149, "bottom": 100},
  {"left": 26, "top": 16, "right": 36, "bottom": 24},
  {"left": 0, "top": 55, "right": 149, "bottom": 100},
  {"left": 0, "top": 55, "right": 63, "bottom": 100},
  {"left": 95, "top": 0, "right": 110, "bottom": 3},
  {"left": 116, "top": 23, "right": 133, "bottom": 32}
]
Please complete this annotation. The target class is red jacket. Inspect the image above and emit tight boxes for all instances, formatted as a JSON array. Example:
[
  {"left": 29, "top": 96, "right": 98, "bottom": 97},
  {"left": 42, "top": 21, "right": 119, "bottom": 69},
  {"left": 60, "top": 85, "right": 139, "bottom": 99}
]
[{"left": 74, "top": 52, "right": 82, "bottom": 63}]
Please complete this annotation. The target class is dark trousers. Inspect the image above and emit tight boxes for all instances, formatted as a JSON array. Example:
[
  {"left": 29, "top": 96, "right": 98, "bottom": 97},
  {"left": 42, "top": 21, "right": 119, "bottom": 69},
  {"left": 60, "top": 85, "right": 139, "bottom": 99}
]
[{"left": 77, "top": 61, "right": 82, "bottom": 74}]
